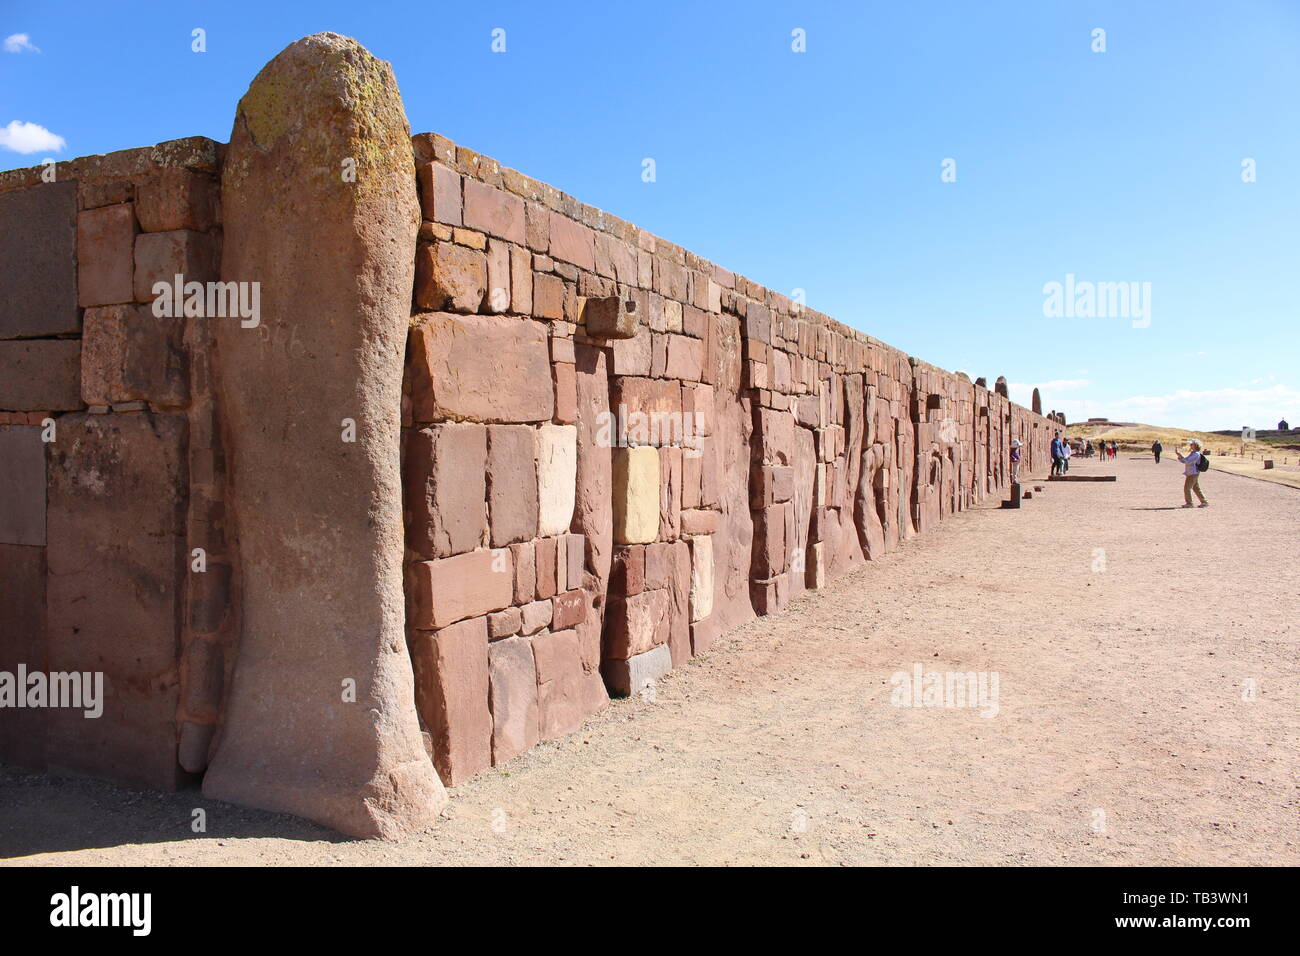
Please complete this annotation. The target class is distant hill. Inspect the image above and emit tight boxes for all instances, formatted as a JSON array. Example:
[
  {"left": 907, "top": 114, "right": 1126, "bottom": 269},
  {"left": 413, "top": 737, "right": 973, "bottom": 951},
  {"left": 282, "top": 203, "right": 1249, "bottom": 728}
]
[{"left": 1067, "top": 421, "right": 1300, "bottom": 456}]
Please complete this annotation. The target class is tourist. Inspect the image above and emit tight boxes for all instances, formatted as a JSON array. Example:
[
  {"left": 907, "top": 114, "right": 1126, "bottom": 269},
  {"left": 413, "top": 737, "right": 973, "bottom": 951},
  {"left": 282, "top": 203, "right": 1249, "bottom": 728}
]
[
  {"left": 1152, "top": 439, "right": 1163, "bottom": 464},
  {"left": 1062, "top": 437, "right": 1072, "bottom": 472},
  {"left": 1176, "top": 440, "right": 1210, "bottom": 508},
  {"left": 1050, "top": 432, "right": 1064, "bottom": 475}
]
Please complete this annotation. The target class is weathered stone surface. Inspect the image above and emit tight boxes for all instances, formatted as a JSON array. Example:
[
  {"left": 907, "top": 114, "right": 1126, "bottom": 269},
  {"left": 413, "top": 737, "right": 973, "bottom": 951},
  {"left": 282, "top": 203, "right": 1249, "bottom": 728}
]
[
  {"left": 0, "top": 181, "right": 78, "bottom": 338},
  {"left": 548, "top": 212, "right": 595, "bottom": 271},
  {"left": 552, "top": 588, "right": 587, "bottom": 630},
  {"left": 689, "top": 534, "right": 714, "bottom": 622},
  {"left": 533, "top": 627, "right": 607, "bottom": 740},
  {"left": 409, "top": 548, "right": 513, "bottom": 629},
  {"left": 80, "top": 304, "right": 187, "bottom": 407},
  {"left": 583, "top": 296, "right": 638, "bottom": 339},
  {"left": 409, "top": 313, "right": 553, "bottom": 423},
  {"left": 485, "top": 238, "right": 510, "bottom": 313},
  {"left": 488, "top": 636, "right": 539, "bottom": 763},
  {"left": 0, "top": 426, "right": 45, "bottom": 546},
  {"left": 417, "top": 162, "right": 462, "bottom": 226},
  {"left": 486, "top": 425, "right": 539, "bottom": 547},
  {"left": 510, "top": 540, "right": 536, "bottom": 603},
  {"left": 135, "top": 167, "right": 218, "bottom": 233},
  {"left": 536, "top": 423, "right": 577, "bottom": 536},
  {"left": 411, "top": 615, "right": 492, "bottom": 785},
  {"left": 405, "top": 423, "right": 488, "bottom": 558},
  {"left": 45, "top": 412, "right": 186, "bottom": 789},
  {"left": 414, "top": 240, "right": 486, "bottom": 313},
  {"left": 77, "top": 202, "right": 137, "bottom": 306},
  {"left": 488, "top": 605, "right": 523, "bottom": 639},
  {"left": 520, "top": 598, "right": 552, "bottom": 635},
  {"left": 553, "top": 361, "right": 577, "bottom": 425},
  {"left": 535, "top": 535, "right": 558, "bottom": 600},
  {"left": 0, "top": 340, "right": 82, "bottom": 411},
  {"left": 463, "top": 179, "right": 525, "bottom": 243},
  {"left": 605, "top": 588, "right": 670, "bottom": 659},
  {"left": 602, "top": 644, "right": 672, "bottom": 698},
  {"left": 612, "top": 446, "right": 660, "bottom": 544},
  {"left": 133, "top": 229, "right": 220, "bottom": 303},
  {"left": 0, "top": 543, "right": 47, "bottom": 769},
  {"left": 203, "top": 33, "right": 447, "bottom": 837}
]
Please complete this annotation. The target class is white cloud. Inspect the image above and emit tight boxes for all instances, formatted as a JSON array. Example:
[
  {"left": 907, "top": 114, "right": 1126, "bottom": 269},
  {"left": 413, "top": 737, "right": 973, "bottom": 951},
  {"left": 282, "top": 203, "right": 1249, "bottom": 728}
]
[
  {"left": 3, "top": 33, "right": 39, "bottom": 54},
  {"left": 0, "top": 120, "right": 66, "bottom": 154},
  {"left": 1053, "top": 384, "right": 1300, "bottom": 432}
]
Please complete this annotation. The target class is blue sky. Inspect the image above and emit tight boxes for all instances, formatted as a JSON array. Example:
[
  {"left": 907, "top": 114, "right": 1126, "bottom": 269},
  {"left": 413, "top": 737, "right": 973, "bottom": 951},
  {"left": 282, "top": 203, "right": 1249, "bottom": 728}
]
[{"left": 3, "top": 0, "right": 1297, "bottom": 430}]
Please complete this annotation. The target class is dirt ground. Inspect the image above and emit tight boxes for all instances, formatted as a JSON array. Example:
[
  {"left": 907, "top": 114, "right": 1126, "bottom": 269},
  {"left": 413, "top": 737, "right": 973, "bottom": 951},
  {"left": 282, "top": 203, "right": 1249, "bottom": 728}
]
[{"left": 3, "top": 456, "right": 1297, "bottom": 866}]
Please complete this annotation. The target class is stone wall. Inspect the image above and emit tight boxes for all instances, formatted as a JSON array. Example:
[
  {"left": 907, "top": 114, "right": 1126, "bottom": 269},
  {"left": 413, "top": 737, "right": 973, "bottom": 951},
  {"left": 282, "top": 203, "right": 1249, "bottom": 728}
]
[
  {"left": 399, "top": 133, "right": 1059, "bottom": 786},
  {"left": 0, "top": 32, "right": 1061, "bottom": 833},
  {"left": 0, "top": 138, "right": 228, "bottom": 788}
]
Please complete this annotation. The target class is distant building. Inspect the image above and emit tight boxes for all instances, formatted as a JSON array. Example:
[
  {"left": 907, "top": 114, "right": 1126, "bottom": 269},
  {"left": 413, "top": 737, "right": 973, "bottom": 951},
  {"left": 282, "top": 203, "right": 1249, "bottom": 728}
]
[
  {"left": 1243, "top": 426, "right": 1256, "bottom": 441},
  {"left": 1280, "top": 419, "right": 1290, "bottom": 431}
]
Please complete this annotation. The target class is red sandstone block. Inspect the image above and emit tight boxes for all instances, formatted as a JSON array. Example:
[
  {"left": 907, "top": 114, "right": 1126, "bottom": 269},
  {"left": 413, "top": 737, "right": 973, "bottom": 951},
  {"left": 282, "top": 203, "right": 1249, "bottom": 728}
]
[
  {"left": 553, "top": 362, "right": 577, "bottom": 424},
  {"left": 488, "top": 636, "right": 540, "bottom": 763},
  {"left": 510, "top": 244, "right": 532, "bottom": 313},
  {"left": 510, "top": 541, "right": 536, "bottom": 603},
  {"left": 487, "top": 425, "right": 539, "bottom": 547},
  {"left": 411, "top": 616, "right": 492, "bottom": 785},
  {"left": 604, "top": 589, "right": 670, "bottom": 659},
  {"left": 533, "top": 627, "right": 606, "bottom": 741},
  {"left": 680, "top": 508, "right": 719, "bottom": 535},
  {"left": 520, "top": 599, "right": 552, "bottom": 635},
  {"left": 415, "top": 241, "right": 486, "bottom": 313},
  {"left": 409, "top": 314, "right": 553, "bottom": 423},
  {"left": 409, "top": 549, "right": 513, "bottom": 629},
  {"left": 644, "top": 541, "right": 674, "bottom": 590},
  {"left": 486, "top": 239, "right": 511, "bottom": 313},
  {"left": 744, "top": 302, "right": 771, "bottom": 344},
  {"left": 136, "top": 168, "right": 217, "bottom": 233},
  {"left": 552, "top": 589, "right": 587, "bottom": 630},
  {"left": 612, "top": 545, "right": 645, "bottom": 596},
  {"left": 525, "top": 202, "right": 550, "bottom": 252},
  {"left": 548, "top": 212, "right": 596, "bottom": 271},
  {"left": 565, "top": 533, "right": 585, "bottom": 585},
  {"left": 488, "top": 606, "right": 522, "bottom": 639},
  {"left": 463, "top": 179, "right": 525, "bottom": 243},
  {"left": 653, "top": 256, "right": 688, "bottom": 300},
  {"left": 533, "top": 272, "right": 565, "bottom": 320},
  {"left": 772, "top": 465, "right": 795, "bottom": 503},
  {"left": 535, "top": 536, "right": 558, "bottom": 600},
  {"left": 610, "top": 376, "right": 680, "bottom": 421},
  {"left": 417, "top": 162, "right": 463, "bottom": 226},
  {"left": 133, "top": 229, "right": 219, "bottom": 303},
  {"left": 405, "top": 423, "right": 488, "bottom": 559},
  {"left": 77, "top": 204, "right": 137, "bottom": 306},
  {"left": 664, "top": 334, "right": 703, "bottom": 382},
  {"left": 682, "top": 452, "right": 702, "bottom": 509},
  {"left": 659, "top": 445, "right": 682, "bottom": 540}
]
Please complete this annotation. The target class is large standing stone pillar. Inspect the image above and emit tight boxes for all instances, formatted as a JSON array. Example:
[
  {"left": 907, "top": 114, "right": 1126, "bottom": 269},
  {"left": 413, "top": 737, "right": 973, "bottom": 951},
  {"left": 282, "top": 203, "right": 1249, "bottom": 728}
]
[{"left": 203, "top": 33, "right": 447, "bottom": 837}]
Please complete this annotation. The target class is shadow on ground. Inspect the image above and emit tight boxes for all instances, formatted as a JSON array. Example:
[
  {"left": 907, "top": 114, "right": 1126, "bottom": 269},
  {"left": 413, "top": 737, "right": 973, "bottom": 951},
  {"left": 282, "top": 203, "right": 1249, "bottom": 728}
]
[{"left": 0, "top": 763, "right": 344, "bottom": 860}]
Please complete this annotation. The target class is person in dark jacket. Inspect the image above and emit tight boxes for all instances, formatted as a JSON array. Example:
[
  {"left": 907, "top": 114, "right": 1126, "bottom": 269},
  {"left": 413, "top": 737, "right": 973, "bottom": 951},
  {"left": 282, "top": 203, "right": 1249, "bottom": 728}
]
[{"left": 1152, "top": 439, "right": 1163, "bottom": 464}]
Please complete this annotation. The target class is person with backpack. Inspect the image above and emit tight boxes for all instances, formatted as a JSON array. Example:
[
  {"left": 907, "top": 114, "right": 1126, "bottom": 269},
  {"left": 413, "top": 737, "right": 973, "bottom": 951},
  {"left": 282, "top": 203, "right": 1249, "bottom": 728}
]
[
  {"left": 1176, "top": 440, "right": 1209, "bottom": 508},
  {"left": 1152, "top": 439, "right": 1163, "bottom": 464},
  {"left": 1010, "top": 438, "right": 1022, "bottom": 483}
]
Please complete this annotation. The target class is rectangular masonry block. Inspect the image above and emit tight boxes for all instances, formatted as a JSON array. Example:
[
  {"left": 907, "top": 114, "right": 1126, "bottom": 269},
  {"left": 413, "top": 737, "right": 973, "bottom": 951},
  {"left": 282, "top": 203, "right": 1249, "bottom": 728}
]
[
  {"left": 605, "top": 589, "right": 670, "bottom": 660},
  {"left": 411, "top": 616, "right": 492, "bottom": 786},
  {"left": 536, "top": 423, "right": 577, "bottom": 536},
  {"left": 535, "top": 535, "right": 559, "bottom": 600},
  {"left": 0, "top": 426, "right": 45, "bottom": 546},
  {"left": 510, "top": 540, "right": 536, "bottom": 604},
  {"left": 415, "top": 241, "right": 486, "bottom": 314},
  {"left": 0, "top": 181, "right": 78, "bottom": 339},
  {"left": 486, "top": 238, "right": 510, "bottom": 313},
  {"left": 602, "top": 643, "right": 672, "bottom": 698},
  {"left": 417, "top": 162, "right": 463, "bottom": 226},
  {"left": 405, "top": 423, "right": 488, "bottom": 559},
  {"left": 133, "top": 230, "right": 220, "bottom": 303},
  {"left": 80, "top": 304, "right": 187, "bottom": 408},
  {"left": 135, "top": 167, "right": 218, "bottom": 233},
  {"left": 0, "top": 339, "right": 82, "bottom": 411},
  {"left": 583, "top": 296, "right": 639, "bottom": 339},
  {"left": 487, "top": 425, "right": 539, "bottom": 547},
  {"left": 488, "top": 636, "right": 540, "bottom": 764},
  {"left": 77, "top": 203, "right": 137, "bottom": 306},
  {"left": 548, "top": 212, "right": 596, "bottom": 271},
  {"left": 409, "top": 313, "right": 554, "bottom": 423},
  {"left": 613, "top": 446, "right": 661, "bottom": 545},
  {"left": 551, "top": 589, "right": 587, "bottom": 630},
  {"left": 463, "top": 179, "right": 525, "bottom": 243},
  {"left": 520, "top": 599, "right": 552, "bottom": 635},
  {"left": 409, "top": 549, "right": 513, "bottom": 629},
  {"left": 0, "top": 542, "right": 47, "bottom": 769},
  {"left": 689, "top": 534, "right": 714, "bottom": 622}
]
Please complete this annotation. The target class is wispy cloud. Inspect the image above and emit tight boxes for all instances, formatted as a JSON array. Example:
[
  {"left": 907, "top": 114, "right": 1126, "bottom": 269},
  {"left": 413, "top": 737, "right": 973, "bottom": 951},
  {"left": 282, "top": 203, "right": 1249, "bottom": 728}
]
[
  {"left": 0, "top": 120, "right": 66, "bottom": 154},
  {"left": 3, "top": 33, "right": 39, "bottom": 54}
]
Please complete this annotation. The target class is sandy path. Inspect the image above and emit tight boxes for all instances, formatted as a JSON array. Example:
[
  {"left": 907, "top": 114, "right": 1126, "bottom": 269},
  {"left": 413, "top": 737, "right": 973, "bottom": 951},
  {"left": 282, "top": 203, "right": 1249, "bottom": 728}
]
[{"left": 4, "top": 456, "right": 1297, "bottom": 866}]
